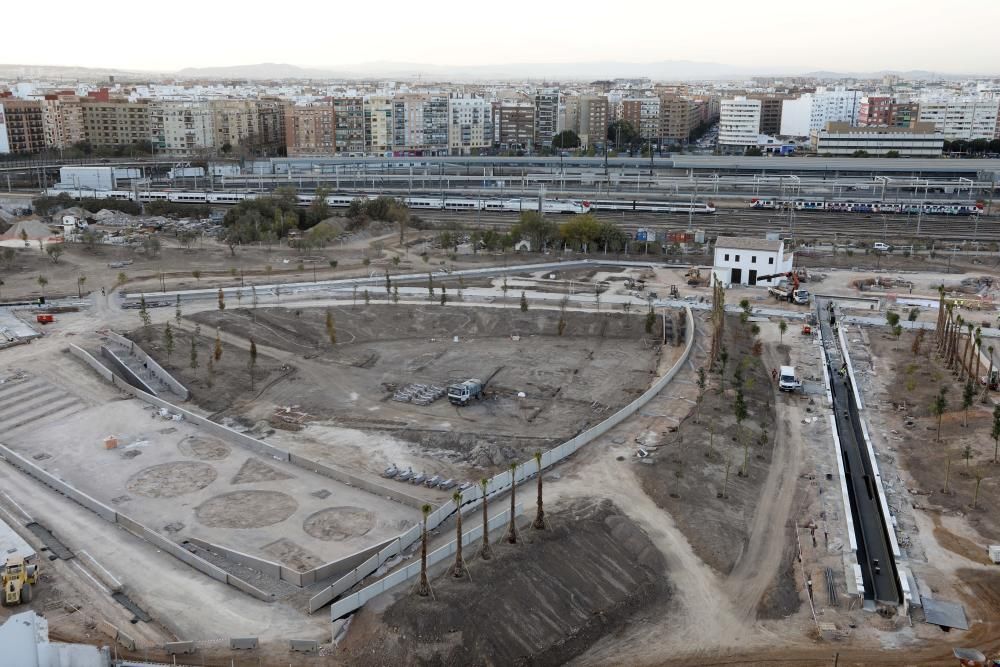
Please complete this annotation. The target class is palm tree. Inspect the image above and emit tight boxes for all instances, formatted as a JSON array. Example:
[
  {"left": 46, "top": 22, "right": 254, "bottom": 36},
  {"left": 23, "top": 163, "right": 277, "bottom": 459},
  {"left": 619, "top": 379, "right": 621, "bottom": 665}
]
[
  {"left": 505, "top": 462, "right": 518, "bottom": 544},
  {"left": 532, "top": 451, "right": 545, "bottom": 530},
  {"left": 451, "top": 492, "right": 466, "bottom": 578},
  {"left": 478, "top": 479, "right": 492, "bottom": 560},
  {"left": 984, "top": 346, "right": 995, "bottom": 404},
  {"left": 416, "top": 504, "right": 431, "bottom": 596},
  {"left": 932, "top": 386, "right": 948, "bottom": 442}
]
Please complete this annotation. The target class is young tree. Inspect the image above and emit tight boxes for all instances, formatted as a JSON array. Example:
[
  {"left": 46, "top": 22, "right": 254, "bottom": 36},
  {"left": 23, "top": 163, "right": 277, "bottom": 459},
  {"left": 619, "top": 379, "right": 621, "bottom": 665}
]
[
  {"left": 175, "top": 295, "right": 182, "bottom": 326},
  {"left": 932, "top": 386, "right": 948, "bottom": 442},
  {"left": 479, "top": 478, "right": 493, "bottom": 560},
  {"left": 532, "top": 451, "right": 545, "bottom": 530},
  {"left": 392, "top": 285, "right": 400, "bottom": 304},
  {"left": 117, "top": 271, "right": 127, "bottom": 287},
  {"left": 217, "top": 288, "right": 226, "bottom": 311},
  {"left": 505, "top": 462, "right": 519, "bottom": 544},
  {"left": 719, "top": 347, "right": 729, "bottom": 392},
  {"left": 248, "top": 337, "right": 258, "bottom": 391},
  {"left": 416, "top": 504, "right": 431, "bottom": 596},
  {"left": 645, "top": 307, "right": 656, "bottom": 334},
  {"left": 501, "top": 276, "right": 509, "bottom": 306},
  {"left": 972, "top": 469, "right": 984, "bottom": 509},
  {"left": 908, "top": 307, "right": 920, "bottom": 322},
  {"left": 520, "top": 291, "right": 528, "bottom": 312},
  {"left": 439, "top": 286, "right": 447, "bottom": 306},
  {"left": 364, "top": 289, "right": 371, "bottom": 305},
  {"left": 163, "top": 322, "right": 175, "bottom": 361},
  {"left": 36, "top": 275, "right": 48, "bottom": 298},
  {"left": 963, "top": 443, "right": 973, "bottom": 469},
  {"left": 189, "top": 337, "right": 199, "bottom": 370},
  {"left": 76, "top": 275, "right": 86, "bottom": 298},
  {"left": 695, "top": 367, "right": 707, "bottom": 423},
  {"left": 451, "top": 491, "right": 466, "bottom": 578},
  {"left": 214, "top": 330, "right": 223, "bottom": 362},
  {"left": 45, "top": 244, "right": 64, "bottom": 263},
  {"left": 944, "top": 455, "right": 953, "bottom": 494},
  {"left": 963, "top": 379, "right": 975, "bottom": 427},
  {"left": 735, "top": 389, "right": 750, "bottom": 477},
  {"left": 325, "top": 310, "right": 337, "bottom": 344},
  {"left": 778, "top": 320, "right": 787, "bottom": 342},
  {"left": 138, "top": 295, "right": 151, "bottom": 329},
  {"left": 384, "top": 270, "right": 392, "bottom": 299},
  {"left": 428, "top": 274, "right": 435, "bottom": 301},
  {"left": 992, "top": 404, "right": 1000, "bottom": 463},
  {"left": 206, "top": 356, "right": 214, "bottom": 388},
  {"left": 192, "top": 269, "right": 202, "bottom": 283}
]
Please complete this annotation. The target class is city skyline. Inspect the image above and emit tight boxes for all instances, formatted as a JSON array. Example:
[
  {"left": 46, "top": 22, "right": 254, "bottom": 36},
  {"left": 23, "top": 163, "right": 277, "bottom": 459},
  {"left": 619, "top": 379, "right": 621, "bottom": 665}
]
[{"left": 5, "top": 0, "right": 1000, "bottom": 76}]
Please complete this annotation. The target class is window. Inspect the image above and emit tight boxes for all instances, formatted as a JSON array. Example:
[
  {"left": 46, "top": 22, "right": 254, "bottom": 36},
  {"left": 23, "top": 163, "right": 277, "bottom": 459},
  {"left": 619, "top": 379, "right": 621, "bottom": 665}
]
[
  {"left": 751, "top": 256, "right": 756, "bottom": 263},
  {"left": 768, "top": 257, "right": 774, "bottom": 265},
  {"left": 735, "top": 255, "right": 740, "bottom": 262},
  {"left": 724, "top": 253, "right": 729, "bottom": 261}
]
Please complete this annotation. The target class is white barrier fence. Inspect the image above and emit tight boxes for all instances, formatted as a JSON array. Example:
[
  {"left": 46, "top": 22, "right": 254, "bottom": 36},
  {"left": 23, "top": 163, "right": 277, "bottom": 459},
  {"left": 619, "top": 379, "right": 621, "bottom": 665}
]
[{"left": 311, "top": 306, "right": 696, "bottom": 614}]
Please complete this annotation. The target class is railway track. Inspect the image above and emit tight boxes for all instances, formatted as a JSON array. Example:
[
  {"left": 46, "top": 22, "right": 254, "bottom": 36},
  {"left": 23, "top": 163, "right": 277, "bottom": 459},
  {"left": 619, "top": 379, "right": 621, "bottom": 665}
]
[{"left": 412, "top": 209, "right": 1000, "bottom": 242}]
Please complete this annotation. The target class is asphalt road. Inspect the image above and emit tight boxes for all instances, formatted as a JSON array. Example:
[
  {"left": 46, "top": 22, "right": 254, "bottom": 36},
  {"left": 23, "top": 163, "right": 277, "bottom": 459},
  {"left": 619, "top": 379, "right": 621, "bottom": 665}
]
[{"left": 817, "top": 297, "right": 900, "bottom": 604}]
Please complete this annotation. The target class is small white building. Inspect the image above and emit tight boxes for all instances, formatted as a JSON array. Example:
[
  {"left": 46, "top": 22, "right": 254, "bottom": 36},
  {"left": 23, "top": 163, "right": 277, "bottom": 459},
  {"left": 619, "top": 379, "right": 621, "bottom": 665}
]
[{"left": 711, "top": 236, "right": 793, "bottom": 287}]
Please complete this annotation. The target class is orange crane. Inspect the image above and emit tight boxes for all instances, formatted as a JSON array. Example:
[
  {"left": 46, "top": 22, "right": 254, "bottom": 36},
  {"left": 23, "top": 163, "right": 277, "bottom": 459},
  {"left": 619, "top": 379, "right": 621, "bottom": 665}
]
[{"left": 756, "top": 271, "right": 810, "bottom": 305}]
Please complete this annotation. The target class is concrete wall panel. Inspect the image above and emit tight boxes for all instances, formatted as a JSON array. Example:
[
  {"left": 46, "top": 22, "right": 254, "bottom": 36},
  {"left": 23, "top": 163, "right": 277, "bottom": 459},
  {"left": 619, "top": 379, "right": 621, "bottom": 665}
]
[{"left": 105, "top": 331, "right": 190, "bottom": 399}]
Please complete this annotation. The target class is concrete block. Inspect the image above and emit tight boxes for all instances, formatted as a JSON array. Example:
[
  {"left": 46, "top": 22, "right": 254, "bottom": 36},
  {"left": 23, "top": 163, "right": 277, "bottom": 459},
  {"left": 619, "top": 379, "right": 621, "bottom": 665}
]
[
  {"left": 165, "top": 640, "right": 196, "bottom": 655},
  {"left": 289, "top": 639, "right": 319, "bottom": 653},
  {"left": 229, "top": 637, "right": 258, "bottom": 650}
]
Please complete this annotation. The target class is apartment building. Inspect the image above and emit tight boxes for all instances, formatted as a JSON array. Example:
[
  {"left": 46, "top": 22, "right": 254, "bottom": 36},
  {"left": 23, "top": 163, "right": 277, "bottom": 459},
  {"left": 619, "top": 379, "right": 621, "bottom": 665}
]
[
  {"left": 365, "top": 97, "right": 393, "bottom": 154},
  {"left": 917, "top": 97, "right": 999, "bottom": 140},
  {"left": 578, "top": 95, "right": 608, "bottom": 148},
  {"left": 494, "top": 102, "right": 534, "bottom": 151},
  {"left": 618, "top": 98, "right": 660, "bottom": 140},
  {"left": 812, "top": 121, "right": 943, "bottom": 157},
  {"left": 658, "top": 95, "right": 697, "bottom": 144},
  {"left": 254, "top": 98, "right": 287, "bottom": 156},
  {"left": 718, "top": 97, "right": 762, "bottom": 152},
  {"left": 332, "top": 97, "right": 366, "bottom": 155},
  {"left": 81, "top": 99, "right": 151, "bottom": 148},
  {"left": 533, "top": 90, "right": 560, "bottom": 147},
  {"left": 0, "top": 99, "right": 46, "bottom": 154},
  {"left": 560, "top": 95, "right": 580, "bottom": 140},
  {"left": 747, "top": 95, "right": 790, "bottom": 136},
  {"left": 858, "top": 97, "right": 917, "bottom": 128},
  {"left": 285, "top": 102, "right": 335, "bottom": 156},
  {"left": 390, "top": 94, "right": 448, "bottom": 155},
  {"left": 780, "top": 88, "right": 862, "bottom": 137},
  {"left": 41, "top": 93, "right": 85, "bottom": 149},
  {"left": 150, "top": 102, "right": 215, "bottom": 156},
  {"left": 448, "top": 96, "right": 491, "bottom": 155},
  {"left": 210, "top": 100, "right": 259, "bottom": 154}
]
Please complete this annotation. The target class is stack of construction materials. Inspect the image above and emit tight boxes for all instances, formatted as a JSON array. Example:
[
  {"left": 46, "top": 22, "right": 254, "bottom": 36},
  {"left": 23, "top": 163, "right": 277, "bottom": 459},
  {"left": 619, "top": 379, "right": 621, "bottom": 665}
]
[{"left": 392, "top": 383, "right": 446, "bottom": 405}]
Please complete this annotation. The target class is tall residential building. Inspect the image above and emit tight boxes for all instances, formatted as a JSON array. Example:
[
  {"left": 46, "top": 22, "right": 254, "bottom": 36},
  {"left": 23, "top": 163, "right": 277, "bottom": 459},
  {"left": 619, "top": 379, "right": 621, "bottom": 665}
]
[
  {"left": 718, "top": 97, "right": 762, "bottom": 152},
  {"left": 365, "top": 97, "right": 393, "bottom": 154},
  {"left": 780, "top": 89, "right": 862, "bottom": 137},
  {"left": 448, "top": 96, "right": 491, "bottom": 155},
  {"left": 747, "top": 95, "right": 789, "bottom": 137},
  {"left": 917, "top": 97, "right": 1000, "bottom": 140},
  {"left": 211, "top": 100, "right": 259, "bottom": 154},
  {"left": 495, "top": 102, "right": 534, "bottom": 151},
  {"left": 41, "top": 94, "right": 85, "bottom": 149},
  {"left": 578, "top": 96, "right": 608, "bottom": 148},
  {"left": 857, "top": 97, "right": 917, "bottom": 127},
  {"left": 390, "top": 94, "right": 448, "bottom": 155},
  {"left": 658, "top": 95, "right": 696, "bottom": 144},
  {"left": 81, "top": 99, "right": 151, "bottom": 148},
  {"left": 254, "top": 98, "right": 288, "bottom": 156},
  {"left": 560, "top": 95, "right": 580, "bottom": 139},
  {"left": 618, "top": 98, "right": 660, "bottom": 140},
  {"left": 285, "top": 102, "right": 335, "bottom": 156},
  {"left": 0, "top": 105, "right": 9, "bottom": 154},
  {"left": 533, "top": 90, "right": 560, "bottom": 147},
  {"left": 0, "top": 99, "right": 45, "bottom": 154},
  {"left": 332, "top": 97, "right": 366, "bottom": 155},
  {"left": 150, "top": 102, "right": 214, "bottom": 156}
]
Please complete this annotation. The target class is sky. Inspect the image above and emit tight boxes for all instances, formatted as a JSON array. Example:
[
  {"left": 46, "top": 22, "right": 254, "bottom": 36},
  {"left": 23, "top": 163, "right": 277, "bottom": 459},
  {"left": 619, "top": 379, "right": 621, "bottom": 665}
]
[{"left": 5, "top": 0, "right": 999, "bottom": 74}]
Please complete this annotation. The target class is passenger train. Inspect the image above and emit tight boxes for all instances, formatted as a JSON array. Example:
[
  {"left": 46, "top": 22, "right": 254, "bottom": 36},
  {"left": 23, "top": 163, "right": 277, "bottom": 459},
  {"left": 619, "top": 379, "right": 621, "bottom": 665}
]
[
  {"left": 45, "top": 188, "right": 720, "bottom": 215},
  {"left": 749, "top": 198, "right": 984, "bottom": 216}
]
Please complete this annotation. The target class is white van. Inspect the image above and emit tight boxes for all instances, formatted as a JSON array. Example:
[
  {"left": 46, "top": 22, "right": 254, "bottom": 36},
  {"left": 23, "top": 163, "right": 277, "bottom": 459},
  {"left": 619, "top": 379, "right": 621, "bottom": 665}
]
[
  {"left": 873, "top": 242, "right": 892, "bottom": 252},
  {"left": 779, "top": 366, "right": 802, "bottom": 392}
]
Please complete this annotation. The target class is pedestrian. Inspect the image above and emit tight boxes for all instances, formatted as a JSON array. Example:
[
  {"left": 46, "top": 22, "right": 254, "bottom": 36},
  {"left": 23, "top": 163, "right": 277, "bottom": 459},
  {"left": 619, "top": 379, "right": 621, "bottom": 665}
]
[
  {"left": 772, "top": 368, "right": 778, "bottom": 383},
  {"left": 101, "top": 286, "right": 106, "bottom": 296}
]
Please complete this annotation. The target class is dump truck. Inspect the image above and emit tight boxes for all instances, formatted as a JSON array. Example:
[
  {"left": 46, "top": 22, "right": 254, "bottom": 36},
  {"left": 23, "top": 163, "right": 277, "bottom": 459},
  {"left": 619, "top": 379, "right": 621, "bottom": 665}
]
[
  {"left": 2, "top": 556, "right": 38, "bottom": 606},
  {"left": 447, "top": 367, "right": 503, "bottom": 406}
]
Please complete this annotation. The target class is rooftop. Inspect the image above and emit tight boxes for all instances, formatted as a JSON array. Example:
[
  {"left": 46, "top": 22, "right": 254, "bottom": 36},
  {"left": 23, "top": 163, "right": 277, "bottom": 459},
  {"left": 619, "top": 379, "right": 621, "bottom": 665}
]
[{"left": 714, "top": 236, "right": 782, "bottom": 252}]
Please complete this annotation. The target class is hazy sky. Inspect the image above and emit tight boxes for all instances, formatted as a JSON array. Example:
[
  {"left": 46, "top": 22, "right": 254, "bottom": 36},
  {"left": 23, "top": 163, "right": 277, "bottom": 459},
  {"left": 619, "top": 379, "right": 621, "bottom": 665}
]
[{"left": 6, "top": 0, "right": 999, "bottom": 73}]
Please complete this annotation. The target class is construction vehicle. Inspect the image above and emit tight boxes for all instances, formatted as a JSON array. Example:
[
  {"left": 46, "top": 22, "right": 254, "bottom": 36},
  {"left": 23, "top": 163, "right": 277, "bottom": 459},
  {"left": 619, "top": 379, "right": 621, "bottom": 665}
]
[
  {"left": 624, "top": 277, "right": 645, "bottom": 291},
  {"left": 2, "top": 556, "right": 38, "bottom": 606},
  {"left": 448, "top": 367, "right": 503, "bottom": 406},
  {"left": 778, "top": 366, "right": 802, "bottom": 392},
  {"left": 669, "top": 285, "right": 680, "bottom": 298},
  {"left": 981, "top": 368, "right": 1000, "bottom": 391},
  {"left": 757, "top": 271, "right": 810, "bottom": 305},
  {"left": 684, "top": 267, "right": 706, "bottom": 287}
]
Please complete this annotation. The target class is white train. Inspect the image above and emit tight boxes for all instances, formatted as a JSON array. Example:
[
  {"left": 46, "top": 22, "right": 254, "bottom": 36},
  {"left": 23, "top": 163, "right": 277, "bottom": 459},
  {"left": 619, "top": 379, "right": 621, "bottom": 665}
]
[
  {"left": 750, "top": 197, "right": 984, "bottom": 216},
  {"left": 589, "top": 199, "right": 716, "bottom": 214},
  {"left": 45, "top": 188, "right": 592, "bottom": 214}
]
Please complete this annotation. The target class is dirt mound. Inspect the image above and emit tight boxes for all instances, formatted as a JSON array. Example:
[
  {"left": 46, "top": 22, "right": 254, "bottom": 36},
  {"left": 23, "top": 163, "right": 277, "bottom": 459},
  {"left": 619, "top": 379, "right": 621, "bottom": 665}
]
[
  {"left": 302, "top": 507, "right": 374, "bottom": 540},
  {"left": 344, "top": 499, "right": 669, "bottom": 666},
  {"left": 194, "top": 490, "right": 297, "bottom": 529},
  {"left": 126, "top": 462, "right": 217, "bottom": 498},
  {"left": 177, "top": 435, "right": 230, "bottom": 461},
  {"left": 230, "top": 457, "right": 295, "bottom": 484}
]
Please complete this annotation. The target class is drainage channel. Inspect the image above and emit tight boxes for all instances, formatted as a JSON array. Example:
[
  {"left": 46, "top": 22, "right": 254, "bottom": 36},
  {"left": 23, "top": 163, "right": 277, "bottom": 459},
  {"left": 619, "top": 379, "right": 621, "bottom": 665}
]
[
  {"left": 817, "top": 297, "right": 901, "bottom": 606},
  {"left": 24, "top": 521, "right": 75, "bottom": 560}
]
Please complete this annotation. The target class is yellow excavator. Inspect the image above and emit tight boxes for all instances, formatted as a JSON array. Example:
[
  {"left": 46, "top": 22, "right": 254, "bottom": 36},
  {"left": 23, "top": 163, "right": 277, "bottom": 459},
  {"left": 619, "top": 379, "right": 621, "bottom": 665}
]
[{"left": 2, "top": 555, "right": 38, "bottom": 606}]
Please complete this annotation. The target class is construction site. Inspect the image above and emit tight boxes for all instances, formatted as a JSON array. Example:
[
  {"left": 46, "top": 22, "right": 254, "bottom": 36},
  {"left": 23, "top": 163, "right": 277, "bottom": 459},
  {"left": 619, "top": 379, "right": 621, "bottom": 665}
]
[{"left": 1, "top": 196, "right": 1000, "bottom": 667}]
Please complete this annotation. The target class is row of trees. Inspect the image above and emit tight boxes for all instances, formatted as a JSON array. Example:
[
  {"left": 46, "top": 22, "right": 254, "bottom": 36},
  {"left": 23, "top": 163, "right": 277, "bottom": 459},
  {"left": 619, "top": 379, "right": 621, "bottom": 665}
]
[{"left": 508, "top": 211, "right": 629, "bottom": 253}]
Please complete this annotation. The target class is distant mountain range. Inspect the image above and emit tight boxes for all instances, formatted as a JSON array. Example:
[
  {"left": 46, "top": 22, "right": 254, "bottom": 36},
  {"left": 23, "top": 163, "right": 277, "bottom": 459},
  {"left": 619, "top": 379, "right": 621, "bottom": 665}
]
[{"left": 1, "top": 61, "right": 994, "bottom": 82}]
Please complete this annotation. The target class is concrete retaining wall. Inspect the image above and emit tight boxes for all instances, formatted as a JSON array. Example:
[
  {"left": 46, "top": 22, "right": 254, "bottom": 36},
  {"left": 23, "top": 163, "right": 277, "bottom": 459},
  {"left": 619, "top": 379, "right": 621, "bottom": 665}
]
[
  {"left": 315, "top": 306, "right": 696, "bottom": 614},
  {"left": 185, "top": 538, "right": 283, "bottom": 579},
  {"left": 289, "top": 455, "right": 425, "bottom": 509},
  {"left": 105, "top": 330, "right": 190, "bottom": 399},
  {"left": 100, "top": 345, "right": 159, "bottom": 396}
]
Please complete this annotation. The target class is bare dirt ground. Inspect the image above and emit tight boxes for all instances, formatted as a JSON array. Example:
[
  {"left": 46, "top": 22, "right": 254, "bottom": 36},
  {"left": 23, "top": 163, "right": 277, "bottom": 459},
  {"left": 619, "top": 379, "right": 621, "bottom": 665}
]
[{"left": 340, "top": 499, "right": 669, "bottom": 667}]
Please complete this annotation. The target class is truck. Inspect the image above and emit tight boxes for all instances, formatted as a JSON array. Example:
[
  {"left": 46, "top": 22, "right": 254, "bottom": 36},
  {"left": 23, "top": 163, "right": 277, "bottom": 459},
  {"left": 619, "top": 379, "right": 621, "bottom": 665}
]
[
  {"left": 447, "top": 379, "right": 485, "bottom": 406},
  {"left": 778, "top": 365, "right": 802, "bottom": 392},
  {"left": 447, "top": 367, "right": 503, "bottom": 406},
  {"left": 758, "top": 271, "right": 810, "bottom": 305}
]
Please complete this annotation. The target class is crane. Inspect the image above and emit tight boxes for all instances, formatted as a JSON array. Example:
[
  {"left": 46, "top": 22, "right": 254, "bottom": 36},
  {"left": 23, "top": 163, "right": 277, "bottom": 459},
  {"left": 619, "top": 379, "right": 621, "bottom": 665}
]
[{"left": 756, "top": 271, "right": 809, "bottom": 304}]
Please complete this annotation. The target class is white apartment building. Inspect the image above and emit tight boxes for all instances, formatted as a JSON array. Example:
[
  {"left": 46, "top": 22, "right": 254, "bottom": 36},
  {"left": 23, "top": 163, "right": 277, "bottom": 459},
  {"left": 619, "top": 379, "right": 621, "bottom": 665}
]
[
  {"left": 365, "top": 97, "right": 393, "bottom": 154},
  {"left": 534, "top": 90, "right": 560, "bottom": 147},
  {"left": 448, "top": 96, "right": 491, "bottom": 155},
  {"left": 718, "top": 97, "right": 761, "bottom": 152},
  {"left": 780, "top": 88, "right": 862, "bottom": 137},
  {"left": 149, "top": 102, "right": 215, "bottom": 156},
  {"left": 916, "top": 97, "right": 999, "bottom": 140}
]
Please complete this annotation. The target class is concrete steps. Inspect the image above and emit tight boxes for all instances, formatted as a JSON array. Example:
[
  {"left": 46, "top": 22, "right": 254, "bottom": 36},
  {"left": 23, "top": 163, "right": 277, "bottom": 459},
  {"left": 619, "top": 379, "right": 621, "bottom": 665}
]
[
  {"left": 1, "top": 396, "right": 86, "bottom": 433},
  {"left": 0, "top": 376, "right": 86, "bottom": 434},
  {"left": 0, "top": 386, "right": 63, "bottom": 421}
]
